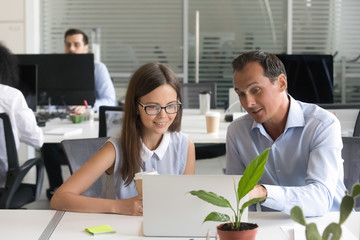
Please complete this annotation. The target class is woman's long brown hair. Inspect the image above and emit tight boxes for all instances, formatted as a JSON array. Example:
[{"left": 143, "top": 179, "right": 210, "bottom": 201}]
[{"left": 120, "top": 62, "right": 182, "bottom": 185}]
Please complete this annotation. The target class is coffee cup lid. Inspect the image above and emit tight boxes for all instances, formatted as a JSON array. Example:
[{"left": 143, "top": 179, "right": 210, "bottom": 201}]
[
  {"left": 206, "top": 111, "right": 221, "bottom": 117},
  {"left": 134, "top": 169, "right": 159, "bottom": 180}
]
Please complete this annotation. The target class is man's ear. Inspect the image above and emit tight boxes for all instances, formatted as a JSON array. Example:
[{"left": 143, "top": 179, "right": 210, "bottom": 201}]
[{"left": 277, "top": 74, "right": 287, "bottom": 91}]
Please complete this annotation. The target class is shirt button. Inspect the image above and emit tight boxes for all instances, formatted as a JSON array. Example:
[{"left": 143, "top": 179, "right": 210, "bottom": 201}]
[{"left": 277, "top": 169, "right": 280, "bottom": 172}]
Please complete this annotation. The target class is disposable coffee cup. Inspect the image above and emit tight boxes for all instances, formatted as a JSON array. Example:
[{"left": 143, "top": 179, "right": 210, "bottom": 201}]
[
  {"left": 206, "top": 111, "right": 220, "bottom": 133},
  {"left": 134, "top": 169, "right": 159, "bottom": 195}
]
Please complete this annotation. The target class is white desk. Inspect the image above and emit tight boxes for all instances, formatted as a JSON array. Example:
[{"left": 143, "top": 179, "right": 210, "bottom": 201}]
[
  {"left": 0, "top": 210, "right": 57, "bottom": 240},
  {"left": 42, "top": 118, "right": 99, "bottom": 143},
  {"left": 0, "top": 210, "right": 358, "bottom": 239},
  {"left": 181, "top": 109, "right": 233, "bottom": 143},
  {"left": 48, "top": 211, "right": 359, "bottom": 240},
  {"left": 40, "top": 109, "right": 235, "bottom": 144}
]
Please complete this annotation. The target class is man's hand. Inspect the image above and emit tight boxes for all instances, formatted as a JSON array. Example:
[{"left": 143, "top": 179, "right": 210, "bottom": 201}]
[
  {"left": 69, "top": 105, "right": 86, "bottom": 115},
  {"left": 249, "top": 185, "right": 267, "bottom": 200}
]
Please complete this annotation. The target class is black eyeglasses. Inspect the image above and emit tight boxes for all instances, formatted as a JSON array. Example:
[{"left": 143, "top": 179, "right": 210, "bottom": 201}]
[{"left": 137, "top": 102, "right": 182, "bottom": 115}]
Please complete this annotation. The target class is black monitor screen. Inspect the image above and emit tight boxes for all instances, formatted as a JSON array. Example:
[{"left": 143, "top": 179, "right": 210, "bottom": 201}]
[
  {"left": 276, "top": 54, "right": 334, "bottom": 103},
  {"left": 15, "top": 54, "right": 95, "bottom": 106},
  {"left": 17, "top": 64, "right": 37, "bottom": 112}
]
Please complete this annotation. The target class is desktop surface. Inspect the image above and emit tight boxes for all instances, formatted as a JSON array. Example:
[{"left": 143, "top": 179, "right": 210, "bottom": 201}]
[{"left": 0, "top": 210, "right": 358, "bottom": 240}]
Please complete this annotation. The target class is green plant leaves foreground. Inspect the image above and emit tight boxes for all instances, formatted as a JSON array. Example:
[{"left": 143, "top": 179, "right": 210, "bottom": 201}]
[
  {"left": 237, "top": 148, "right": 269, "bottom": 201},
  {"left": 203, "top": 212, "right": 230, "bottom": 223},
  {"left": 188, "top": 190, "right": 231, "bottom": 208}
]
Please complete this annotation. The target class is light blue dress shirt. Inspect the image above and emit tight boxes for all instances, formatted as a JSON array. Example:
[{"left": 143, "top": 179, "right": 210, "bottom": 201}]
[
  {"left": 93, "top": 61, "right": 116, "bottom": 111},
  {"left": 108, "top": 131, "right": 189, "bottom": 200},
  {"left": 226, "top": 96, "right": 346, "bottom": 217}
]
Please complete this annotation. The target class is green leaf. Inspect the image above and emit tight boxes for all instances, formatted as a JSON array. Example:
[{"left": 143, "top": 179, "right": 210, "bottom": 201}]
[
  {"left": 351, "top": 183, "right": 360, "bottom": 198},
  {"left": 240, "top": 197, "right": 267, "bottom": 214},
  {"left": 203, "top": 212, "right": 230, "bottom": 223},
  {"left": 339, "top": 195, "right": 354, "bottom": 225},
  {"left": 305, "top": 223, "right": 321, "bottom": 240},
  {"left": 188, "top": 190, "right": 231, "bottom": 208},
  {"left": 322, "top": 223, "right": 342, "bottom": 240},
  {"left": 290, "top": 206, "right": 307, "bottom": 226},
  {"left": 237, "top": 148, "right": 269, "bottom": 201}
]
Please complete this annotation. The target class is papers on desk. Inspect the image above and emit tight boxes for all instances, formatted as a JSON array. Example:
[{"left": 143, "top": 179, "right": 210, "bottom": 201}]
[{"left": 44, "top": 127, "right": 83, "bottom": 136}]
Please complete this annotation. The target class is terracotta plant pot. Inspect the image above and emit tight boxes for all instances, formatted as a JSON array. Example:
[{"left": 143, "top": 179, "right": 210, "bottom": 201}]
[{"left": 217, "top": 222, "right": 258, "bottom": 240}]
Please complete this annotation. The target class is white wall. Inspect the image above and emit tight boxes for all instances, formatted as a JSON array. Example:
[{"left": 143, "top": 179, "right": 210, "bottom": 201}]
[{"left": 0, "top": 0, "right": 40, "bottom": 53}]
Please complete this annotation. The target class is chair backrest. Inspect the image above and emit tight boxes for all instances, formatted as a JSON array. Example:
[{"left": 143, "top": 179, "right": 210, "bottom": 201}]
[
  {"left": 61, "top": 137, "right": 109, "bottom": 198},
  {"left": 341, "top": 136, "right": 360, "bottom": 210},
  {"left": 98, "top": 106, "right": 124, "bottom": 137},
  {"left": 0, "top": 113, "right": 19, "bottom": 170},
  {"left": 317, "top": 103, "right": 360, "bottom": 137},
  {"left": 181, "top": 82, "right": 217, "bottom": 109},
  {"left": 0, "top": 112, "right": 44, "bottom": 209}
]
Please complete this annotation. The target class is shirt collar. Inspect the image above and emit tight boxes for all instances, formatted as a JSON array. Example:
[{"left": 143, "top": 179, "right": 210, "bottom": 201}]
[
  {"left": 140, "top": 132, "right": 171, "bottom": 162},
  {"left": 251, "top": 94, "right": 305, "bottom": 131}
]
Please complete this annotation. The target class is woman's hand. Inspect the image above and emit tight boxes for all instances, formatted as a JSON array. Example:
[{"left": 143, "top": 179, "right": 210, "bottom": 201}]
[{"left": 117, "top": 195, "right": 143, "bottom": 216}]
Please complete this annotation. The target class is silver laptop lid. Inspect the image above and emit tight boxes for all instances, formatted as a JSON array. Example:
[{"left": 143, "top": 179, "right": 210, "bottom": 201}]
[{"left": 143, "top": 175, "right": 247, "bottom": 237}]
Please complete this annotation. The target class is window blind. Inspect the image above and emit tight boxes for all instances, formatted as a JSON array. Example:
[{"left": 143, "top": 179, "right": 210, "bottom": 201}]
[
  {"left": 188, "top": 0, "right": 286, "bottom": 108},
  {"left": 41, "top": 0, "right": 360, "bottom": 105},
  {"left": 40, "top": 0, "right": 184, "bottom": 102}
]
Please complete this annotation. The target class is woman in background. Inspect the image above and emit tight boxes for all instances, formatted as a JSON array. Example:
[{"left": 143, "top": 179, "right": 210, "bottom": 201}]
[
  {"left": 51, "top": 62, "right": 195, "bottom": 215},
  {"left": 0, "top": 43, "right": 44, "bottom": 187}
]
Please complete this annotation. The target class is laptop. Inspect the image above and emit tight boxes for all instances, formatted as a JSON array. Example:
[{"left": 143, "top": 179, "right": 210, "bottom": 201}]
[{"left": 143, "top": 175, "right": 247, "bottom": 237}]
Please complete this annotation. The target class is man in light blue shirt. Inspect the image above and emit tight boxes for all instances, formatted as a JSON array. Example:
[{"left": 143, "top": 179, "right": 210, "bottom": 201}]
[
  {"left": 64, "top": 28, "right": 116, "bottom": 113},
  {"left": 42, "top": 28, "right": 116, "bottom": 200},
  {"left": 226, "top": 50, "right": 346, "bottom": 217}
]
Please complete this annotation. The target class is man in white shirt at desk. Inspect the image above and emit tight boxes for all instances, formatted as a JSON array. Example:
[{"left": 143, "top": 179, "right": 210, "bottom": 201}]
[
  {"left": 226, "top": 50, "right": 346, "bottom": 217},
  {"left": 42, "top": 28, "right": 116, "bottom": 199}
]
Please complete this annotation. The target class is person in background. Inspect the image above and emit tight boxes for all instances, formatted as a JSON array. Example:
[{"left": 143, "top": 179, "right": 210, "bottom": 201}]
[
  {"left": 64, "top": 28, "right": 116, "bottom": 113},
  {"left": 226, "top": 50, "right": 346, "bottom": 217},
  {"left": 0, "top": 43, "right": 44, "bottom": 187},
  {"left": 42, "top": 28, "right": 117, "bottom": 200},
  {"left": 51, "top": 62, "right": 195, "bottom": 215}
]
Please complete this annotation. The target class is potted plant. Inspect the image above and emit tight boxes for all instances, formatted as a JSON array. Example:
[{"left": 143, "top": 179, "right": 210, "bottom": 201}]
[
  {"left": 189, "top": 148, "right": 270, "bottom": 240},
  {"left": 291, "top": 183, "right": 360, "bottom": 240}
]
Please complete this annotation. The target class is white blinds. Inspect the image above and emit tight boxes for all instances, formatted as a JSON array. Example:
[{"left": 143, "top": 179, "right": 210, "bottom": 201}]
[
  {"left": 41, "top": 0, "right": 360, "bottom": 105},
  {"left": 188, "top": 0, "right": 286, "bottom": 107},
  {"left": 41, "top": 0, "right": 184, "bottom": 100}
]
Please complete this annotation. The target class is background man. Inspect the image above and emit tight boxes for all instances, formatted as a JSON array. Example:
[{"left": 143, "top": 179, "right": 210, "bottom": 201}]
[
  {"left": 226, "top": 50, "right": 346, "bottom": 217},
  {"left": 64, "top": 28, "right": 116, "bottom": 113},
  {"left": 42, "top": 28, "right": 116, "bottom": 199}
]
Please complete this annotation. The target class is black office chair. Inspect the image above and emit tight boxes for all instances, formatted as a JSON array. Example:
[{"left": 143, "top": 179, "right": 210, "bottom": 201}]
[
  {"left": 341, "top": 136, "right": 360, "bottom": 210},
  {"left": 99, "top": 106, "right": 124, "bottom": 137},
  {"left": 61, "top": 137, "right": 109, "bottom": 198},
  {"left": 317, "top": 103, "right": 360, "bottom": 137},
  {"left": 180, "top": 82, "right": 225, "bottom": 160},
  {"left": 0, "top": 113, "right": 44, "bottom": 209}
]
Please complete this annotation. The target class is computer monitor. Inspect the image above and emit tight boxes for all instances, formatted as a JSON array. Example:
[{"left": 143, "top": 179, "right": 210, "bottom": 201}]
[
  {"left": 15, "top": 54, "right": 95, "bottom": 106},
  {"left": 17, "top": 64, "right": 38, "bottom": 112},
  {"left": 276, "top": 54, "right": 334, "bottom": 103}
]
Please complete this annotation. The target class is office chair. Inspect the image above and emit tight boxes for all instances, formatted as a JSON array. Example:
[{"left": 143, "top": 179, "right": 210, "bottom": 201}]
[
  {"left": 0, "top": 113, "right": 44, "bottom": 209},
  {"left": 180, "top": 82, "right": 217, "bottom": 109},
  {"left": 61, "top": 137, "right": 109, "bottom": 198},
  {"left": 99, "top": 106, "right": 124, "bottom": 137},
  {"left": 180, "top": 82, "right": 225, "bottom": 160},
  {"left": 341, "top": 136, "right": 360, "bottom": 210},
  {"left": 317, "top": 103, "right": 360, "bottom": 137}
]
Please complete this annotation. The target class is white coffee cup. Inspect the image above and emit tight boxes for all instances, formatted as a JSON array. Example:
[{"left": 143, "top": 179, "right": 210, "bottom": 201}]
[
  {"left": 134, "top": 169, "right": 159, "bottom": 195},
  {"left": 205, "top": 111, "right": 220, "bottom": 133}
]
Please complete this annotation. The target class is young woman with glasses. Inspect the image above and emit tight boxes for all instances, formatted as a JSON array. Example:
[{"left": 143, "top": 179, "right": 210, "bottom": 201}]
[{"left": 51, "top": 62, "right": 195, "bottom": 215}]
